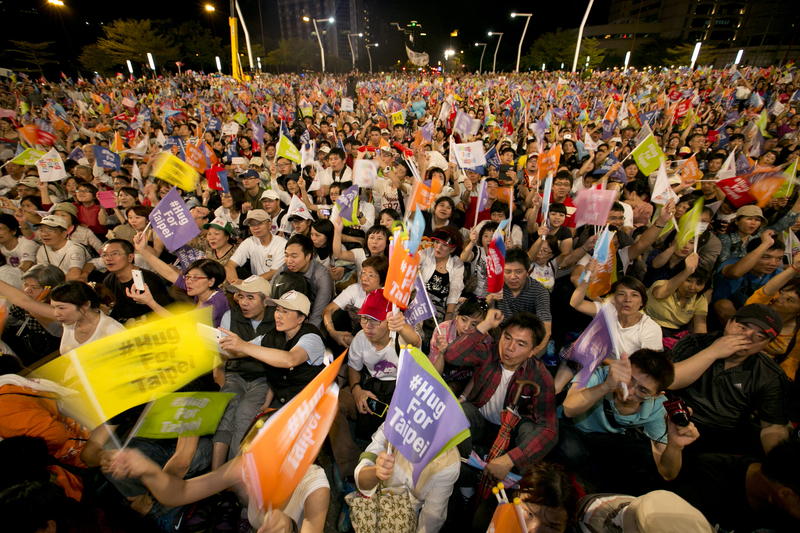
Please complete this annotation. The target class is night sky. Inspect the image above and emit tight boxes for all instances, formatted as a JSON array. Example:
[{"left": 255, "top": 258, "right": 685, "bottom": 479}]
[{"left": 2, "top": 0, "right": 611, "bottom": 74}]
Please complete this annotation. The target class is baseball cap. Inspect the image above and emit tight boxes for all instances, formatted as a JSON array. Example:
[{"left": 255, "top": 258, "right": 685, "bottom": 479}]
[
  {"left": 39, "top": 215, "right": 69, "bottom": 230},
  {"left": 261, "top": 190, "right": 280, "bottom": 201},
  {"left": 241, "top": 169, "right": 260, "bottom": 180},
  {"left": 735, "top": 205, "right": 768, "bottom": 225},
  {"left": 319, "top": 145, "right": 331, "bottom": 154},
  {"left": 426, "top": 151, "right": 448, "bottom": 172},
  {"left": 380, "top": 128, "right": 390, "bottom": 134},
  {"left": 623, "top": 490, "right": 715, "bottom": 533},
  {"left": 267, "top": 290, "right": 310, "bottom": 316},
  {"left": 243, "top": 209, "right": 272, "bottom": 226},
  {"left": 358, "top": 290, "right": 392, "bottom": 322},
  {"left": 229, "top": 275, "right": 271, "bottom": 298},
  {"left": 249, "top": 157, "right": 264, "bottom": 168},
  {"left": 203, "top": 217, "right": 233, "bottom": 233},
  {"left": 18, "top": 176, "right": 39, "bottom": 188},
  {"left": 733, "top": 304, "right": 783, "bottom": 340},
  {"left": 53, "top": 202, "right": 78, "bottom": 217}
]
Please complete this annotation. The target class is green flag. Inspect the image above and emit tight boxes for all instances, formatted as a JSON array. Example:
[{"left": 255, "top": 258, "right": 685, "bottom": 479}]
[
  {"left": 233, "top": 111, "right": 248, "bottom": 125},
  {"left": 774, "top": 159, "right": 797, "bottom": 199},
  {"left": 757, "top": 110, "right": 771, "bottom": 139},
  {"left": 676, "top": 197, "right": 704, "bottom": 250},
  {"left": 630, "top": 134, "right": 667, "bottom": 176},
  {"left": 134, "top": 392, "right": 235, "bottom": 439},
  {"left": 12, "top": 148, "right": 46, "bottom": 166},
  {"left": 276, "top": 134, "right": 302, "bottom": 164}
]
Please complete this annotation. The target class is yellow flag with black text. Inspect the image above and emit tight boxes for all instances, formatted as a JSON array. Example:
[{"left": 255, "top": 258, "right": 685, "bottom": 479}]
[{"left": 150, "top": 151, "right": 200, "bottom": 191}]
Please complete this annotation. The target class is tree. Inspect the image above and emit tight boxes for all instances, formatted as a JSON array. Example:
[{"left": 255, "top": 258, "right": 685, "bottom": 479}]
[
  {"left": 666, "top": 42, "right": 720, "bottom": 67},
  {"left": 7, "top": 40, "right": 58, "bottom": 76},
  {"left": 171, "top": 20, "right": 224, "bottom": 70},
  {"left": 263, "top": 39, "right": 319, "bottom": 72},
  {"left": 94, "top": 19, "right": 180, "bottom": 67},
  {"left": 78, "top": 43, "right": 117, "bottom": 76},
  {"left": 520, "top": 30, "right": 605, "bottom": 71}
]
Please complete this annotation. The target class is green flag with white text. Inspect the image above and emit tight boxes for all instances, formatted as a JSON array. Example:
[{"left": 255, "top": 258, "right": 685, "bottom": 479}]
[
  {"left": 134, "top": 392, "right": 235, "bottom": 439},
  {"left": 630, "top": 134, "right": 666, "bottom": 176}
]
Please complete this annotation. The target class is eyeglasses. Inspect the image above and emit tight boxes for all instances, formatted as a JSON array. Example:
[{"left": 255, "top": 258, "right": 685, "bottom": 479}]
[
  {"left": 359, "top": 316, "right": 382, "bottom": 327},
  {"left": 100, "top": 251, "right": 126, "bottom": 259},
  {"left": 184, "top": 275, "right": 209, "bottom": 282},
  {"left": 629, "top": 376, "right": 653, "bottom": 400},
  {"left": 277, "top": 162, "right": 291, "bottom": 168},
  {"left": 362, "top": 272, "right": 380, "bottom": 281},
  {"left": 38, "top": 227, "right": 59, "bottom": 235}
]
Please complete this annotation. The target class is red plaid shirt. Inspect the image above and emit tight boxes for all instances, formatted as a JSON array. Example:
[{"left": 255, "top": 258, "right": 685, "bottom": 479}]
[{"left": 444, "top": 330, "right": 558, "bottom": 468}]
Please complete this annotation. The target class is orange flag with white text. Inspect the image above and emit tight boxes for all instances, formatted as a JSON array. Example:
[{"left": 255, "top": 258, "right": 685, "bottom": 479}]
[
  {"left": 185, "top": 143, "right": 207, "bottom": 174},
  {"left": 537, "top": 144, "right": 562, "bottom": 183}
]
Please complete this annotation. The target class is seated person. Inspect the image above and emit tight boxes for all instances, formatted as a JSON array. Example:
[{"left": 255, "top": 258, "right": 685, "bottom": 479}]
[
  {"left": 526, "top": 202, "right": 573, "bottom": 256},
  {"left": 475, "top": 201, "right": 523, "bottom": 247},
  {"left": 276, "top": 234, "right": 334, "bottom": 328},
  {"left": 712, "top": 230, "right": 783, "bottom": 326},
  {"left": 669, "top": 304, "right": 790, "bottom": 457},
  {"left": 212, "top": 276, "right": 273, "bottom": 470},
  {"left": 445, "top": 310, "right": 557, "bottom": 482},
  {"left": 220, "top": 290, "right": 326, "bottom": 408},
  {"left": 644, "top": 252, "right": 709, "bottom": 337},
  {"left": 557, "top": 349, "right": 699, "bottom": 495},
  {"left": 331, "top": 291, "right": 421, "bottom": 479},
  {"left": 355, "top": 422, "right": 461, "bottom": 533},
  {"left": 491, "top": 248, "right": 552, "bottom": 357},
  {"left": 224, "top": 209, "right": 287, "bottom": 285},
  {"left": 35, "top": 215, "right": 88, "bottom": 281},
  {"left": 100, "top": 239, "right": 172, "bottom": 324},
  {"left": 669, "top": 439, "right": 800, "bottom": 532}
]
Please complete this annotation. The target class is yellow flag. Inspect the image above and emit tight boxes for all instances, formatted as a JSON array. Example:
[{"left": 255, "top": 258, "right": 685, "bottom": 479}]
[
  {"left": 150, "top": 152, "right": 200, "bottom": 191},
  {"left": 676, "top": 197, "right": 704, "bottom": 250},
  {"left": 391, "top": 110, "right": 405, "bottom": 125},
  {"left": 276, "top": 134, "right": 301, "bottom": 164},
  {"left": 31, "top": 307, "right": 218, "bottom": 429}
]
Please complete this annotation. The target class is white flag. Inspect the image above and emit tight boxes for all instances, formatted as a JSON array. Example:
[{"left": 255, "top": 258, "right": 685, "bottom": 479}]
[
  {"left": 156, "top": 129, "right": 166, "bottom": 147},
  {"left": 35, "top": 148, "right": 68, "bottom": 182},
  {"left": 353, "top": 159, "right": 378, "bottom": 189},
  {"left": 132, "top": 161, "right": 144, "bottom": 190},
  {"left": 307, "top": 162, "right": 323, "bottom": 193},
  {"left": 651, "top": 162, "right": 679, "bottom": 205},
  {"left": 123, "top": 134, "right": 149, "bottom": 156},
  {"left": 452, "top": 141, "right": 486, "bottom": 168},
  {"left": 717, "top": 150, "right": 737, "bottom": 181},
  {"left": 221, "top": 122, "right": 240, "bottom": 136},
  {"left": 281, "top": 195, "right": 312, "bottom": 234}
]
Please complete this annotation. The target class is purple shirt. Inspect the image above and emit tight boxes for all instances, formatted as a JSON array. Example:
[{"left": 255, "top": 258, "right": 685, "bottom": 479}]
[{"left": 175, "top": 274, "right": 230, "bottom": 327}]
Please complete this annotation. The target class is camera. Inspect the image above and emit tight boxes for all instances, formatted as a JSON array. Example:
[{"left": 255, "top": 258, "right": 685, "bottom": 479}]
[{"left": 664, "top": 397, "right": 690, "bottom": 427}]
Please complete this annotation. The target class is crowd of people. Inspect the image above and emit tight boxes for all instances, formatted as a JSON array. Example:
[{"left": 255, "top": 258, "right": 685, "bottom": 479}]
[{"left": 0, "top": 63, "right": 800, "bottom": 533}]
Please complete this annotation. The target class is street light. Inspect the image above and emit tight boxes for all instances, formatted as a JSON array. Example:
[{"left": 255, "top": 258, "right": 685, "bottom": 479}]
[
  {"left": 488, "top": 32, "right": 503, "bottom": 74},
  {"left": 216, "top": 56, "right": 222, "bottom": 72},
  {"left": 690, "top": 42, "right": 702, "bottom": 69},
  {"left": 366, "top": 43, "right": 378, "bottom": 74},
  {"left": 624, "top": 51, "right": 630, "bottom": 70},
  {"left": 48, "top": 0, "right": 64, "bottom": 5},
  {"left": 147, "top": 53, "right": 156, "bottom": 71},
  {"left": 475, "top": 43, "right": 487, "bottom": 74},
  {"left": 572, "top": 0, "right": 596, "bottom": 72},
  {"left": 126, "top": 60, "right": 134, "bottom": 74},
  {"left": 304, "top": 16, "right": 334, "bottom": 72},
  {"left": 735, "top": 49, "right": 744, "bottom": 65},
  {"left": 205, "top": 4, "right": 214, "bottom": 11},
  {"left": 347, "top": 32, "right": 363, "bottom": 70},
  {"left": 511, "top": 13, "right": 532, "bottom": 73}
]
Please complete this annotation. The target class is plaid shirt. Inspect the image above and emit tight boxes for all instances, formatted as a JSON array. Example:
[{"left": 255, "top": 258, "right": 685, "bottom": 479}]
[{"left": 443, "top": 330, "right": 558, "bottom": 468}]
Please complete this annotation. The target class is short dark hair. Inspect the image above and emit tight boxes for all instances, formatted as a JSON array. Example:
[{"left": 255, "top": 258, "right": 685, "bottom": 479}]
[
  {"left": 554, "top": 170, "right": 573, "bottom": 186},
  {"left": 687, "top": 266, "right": 711, "bottom": 288},
  {"left": 327, "top": 147, "right": 346, "bottom": 160},
  {"left": 457, "top": 298, "right": 489, "bottom": 320},
  {"left": 746, "top": 237, "right": 784, "bottom": 255},
  {"left": 517, "top": 462, "right": 580, "bottom": 527},
  {"left": 610, "top": 276, "right": 648, "bottom": 308},
  {"left": 549, "top": 202, "right": 567, "bottom": 215},
  {"left": 490, "top": 201, "right": 510, "bottom": 217},
  {"left": 506, "top": 247, "right": 531, "bottom": 271},
  {"left": 186, "top": 258, "right": 226, "bottom": 290},
  {"left": 486, "top": 177, "right": 501, "bottom": 187},
  {"left": 502, "top": 312, "right": 546, "bottom": 348},
  {"left": 629, "top": 348, "right": 674, "bottom": 391},
  {"left": 610, "top": 202, "right": 625, "bottom": 213},
  {"left": 49, "top": 281, "right": 102, "bottom": 310},
  {"left": 362, "top": 255, "right": 389, "bottom": 285},
  {"left": 286, "top": 234, "right": 315, "bottom": 258},
  {"left": 500, "top": 147, "right": 515, "bottom": 157},
  {"left": 103, "top": 238, "right": 134, "bottom": 256},
  {"left": 0, "top": 214, "right": 20, "bottom": 236}
]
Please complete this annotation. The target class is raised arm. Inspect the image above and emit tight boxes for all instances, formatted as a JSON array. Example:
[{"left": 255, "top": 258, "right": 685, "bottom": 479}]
[
  {"left": 331, "top": 216, "right": 356, "bottom": 262},
  {"left": 0, "top": 279, "right": 54, "bottom": 319},
  {"left": 133, "top": 232, "right": 179, "bottom": 284},
  {"left": 760, "top": 251, "right": 800, "bottom": 297},
  {"left": 652, "top": 253, "right": 699, "bottom": 300},
  {"left": 218, "top": 329, "right": 310, "bottom": 367},
  {"left": 627, "top": 199, "right": 675, "bottom": 259},
  {"left": 721, "top": 230, "right": 775, "bottom": 280},
  {"left": 569, "top": 259, "right": 600, "bottom": 317}
]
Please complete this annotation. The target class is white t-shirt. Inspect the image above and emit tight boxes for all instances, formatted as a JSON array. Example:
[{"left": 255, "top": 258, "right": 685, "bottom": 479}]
[
  {"left": 0, "top": 264, "right": 22, "bottom": 289},
  {"left": 247, "top": 465, "right": 329, "bottom": 531},
  {"left": 530, "top": 259, "right": 558, "bottom": 291},
  {"left": 36, "top": 241, "right": 88, "bottom": 275},
  {"left": 333, "top": 283, "right": 368, "bottom": 310},
  {"left": 60, "top": 312, "right": 126, "bottom": 354},
  {"left": 229, "top": 235, "right": 287, "bottom": 276},
  {"left": 373, "top": 179, "right": 410, "bottom": 212},
  {"left": 358, "top": 200, "right": 375, "bottom": 232},
  {"left": 593, "top": 301, "right": 663, "bottom": 357},
  {"left": 321, "top": 165, "right": 353, "bottom": 186},
  {"left": 347, "top": 330, "right": 399, "bottom": 381},
  {"left": 1, "top": 238, "right": 40, "bottom": 269},
  {"left": 480, "top": 367, "right": 516, "bottom": 425}
]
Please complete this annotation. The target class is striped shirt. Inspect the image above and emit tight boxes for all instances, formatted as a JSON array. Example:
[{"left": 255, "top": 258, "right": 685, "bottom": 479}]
[
  {"left": 496, "top": 278, "right": 552, "bottom": 323},
  {"left": 670, "top": 332, "right": 788, "bottom": 430}
]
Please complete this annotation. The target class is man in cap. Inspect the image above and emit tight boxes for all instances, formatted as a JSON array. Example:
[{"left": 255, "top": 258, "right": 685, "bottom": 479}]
[
  {"left": 35, "top": 215, "right": 87, "bottom": 280},
  {"left": 240, "top": 169, "right": 266, "bottom": 212},
  {"left": 211, "top": 275, "right": 273, "bottom": 469},
  {"left": 219, "top": 290, "right": 326, "bottom": 408},
  {"left": 225, "top": 209, "right": 287, "bottom": 285},
  {"left": 331, "top": 290, "right": 421, "bottom": 478},
  {"left": 288, "top": 209, "right": 313, "bottom": 237},
  {"left": 669, "top": 303, "right": 790, "bottom": 456},
  {"left": 277, "top": 234, "right": 333, "bottom": 328},
  {"left": 260, "top": 189, "right": 285, "bottom": 235},
  {"left": 14, "top": 176, "right": 40, "bottom": 199}
]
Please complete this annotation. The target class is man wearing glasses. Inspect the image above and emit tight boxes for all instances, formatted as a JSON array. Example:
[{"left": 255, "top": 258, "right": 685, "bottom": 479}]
[
  {"left": 100, "top": 239, "right": 172, "bottom": 323},
  {"left": 669, "top": 304, "right": 790, "bottom": 457},
  {"left": 34, "top": 216, "right": 87, "bottom": 281},
  {"left": 558, "top": 348, "right": 699, "bottom": 493}
]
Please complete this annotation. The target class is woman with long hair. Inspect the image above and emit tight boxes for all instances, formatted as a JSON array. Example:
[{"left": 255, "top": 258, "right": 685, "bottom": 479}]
[
  {"left": 74, "top": 183, "right": 109, "bottom": 238},
  {"left": 309, "top": 219, "right": 335, "bottom": 269}
]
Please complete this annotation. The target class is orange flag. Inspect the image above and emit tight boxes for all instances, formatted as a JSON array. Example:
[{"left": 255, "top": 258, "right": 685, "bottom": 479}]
[
  {"left": 384, "top": 245, "right": 420, "bottom": 309},
  {"left": 185, "top": 143, "right": 207, "bottom": 174},
  {"left": 751, "top": 175, "right": 786, "bottom": 208},
  {"left": 241, "top": 354, "right": 344, "bottom": 511},
  {"left": 588, "top": 239, "right": 616, "bottom": 300},
  {"left": 410, "top": 179, "right": 437, "bottom": 211},
  {"left": 111, "top": 131, "right": 125, "bottom": 153},
  {"left": 496, "top": 187, "right": 514, "bottom": 205},
  {"left": 17, "top": 125, "right": 38, "bottom": 146},
  {"left": 95, "top": 123, "right": 111, "bottom": 133},
  {"left": 604, "top": 103, "right": 617, "bottom": 123},
  {"left": 487, "top": 502, "right": 526, "bottom": 533},
  {"left": 537, "top": 144, "right": 562, "bottom": 183},
  {"left": 680, "top": 154, "right": 702, "bottom": 183}
]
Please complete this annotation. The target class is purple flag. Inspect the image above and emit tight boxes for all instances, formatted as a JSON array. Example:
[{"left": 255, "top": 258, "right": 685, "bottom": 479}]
[
  {"left": 93, "top": 146, "right": 121, "bottom": 171},
  {"left": 404, "top": 276, "right": 435, "bottom": 327},
  {"left": 384, "top": 346, "right": 471, "bottom": 485},
  {"left": 148, "top": 187, "right": 200, "bottom": 252},
  {"left": 67, "top": 147, "right": 85, "bottom": 162},
  {"left": 334, "top": 183, "right": 359, "bottom": 222},
  {"left": 250, "top": 120, "right": 265, "bottom": 147},
  {"left": 570, "top": 304, "right": 617, "bottom": 388},
  {"left": 175, "top": 245, "right": 207, "bottom": 273},
  {"left": 476, "top": 179, "right": 489, "bottom": 213}
]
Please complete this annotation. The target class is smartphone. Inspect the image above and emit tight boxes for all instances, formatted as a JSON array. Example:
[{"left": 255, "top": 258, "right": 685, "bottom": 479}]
[
  {"left": 366, "top": 398, "right": 389, "bottom": 418},
  {"left": 499, "top": 164, "right": 513, "bottom": 175},
  {"left": 131, "top": 270, "right": 145, "bottom": 291}
]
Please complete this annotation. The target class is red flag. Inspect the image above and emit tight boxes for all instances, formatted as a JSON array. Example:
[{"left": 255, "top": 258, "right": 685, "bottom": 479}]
[
  {"left": 486, "top": 229, "right": 506, "bottom": 294},
  {"left": 205, "top": 165, "right": 225, "bottom": 192},
  {"left": 717, "top": 176, "right": 756, "bottom": 208}
]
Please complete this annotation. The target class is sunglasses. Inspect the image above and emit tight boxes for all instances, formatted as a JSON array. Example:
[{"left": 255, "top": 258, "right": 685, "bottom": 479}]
[{"left": 431, "top": 235, "right": 456, "bottom": 248}]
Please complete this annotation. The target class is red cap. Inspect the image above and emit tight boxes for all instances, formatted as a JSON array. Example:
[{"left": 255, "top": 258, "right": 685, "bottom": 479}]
[{"left": 358, "top": 290, "right": 392, "bottom": 322}]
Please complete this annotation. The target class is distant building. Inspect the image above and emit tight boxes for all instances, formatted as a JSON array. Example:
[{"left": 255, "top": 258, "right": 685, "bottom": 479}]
[
  {"left": 275, "top": 0, "right": 372, "bottom": 64},
  {"left": 583, "top": 0, "right": 799, "bottom": 67}
]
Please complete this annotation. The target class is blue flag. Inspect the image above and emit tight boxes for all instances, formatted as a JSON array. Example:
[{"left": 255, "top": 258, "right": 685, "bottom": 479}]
[
  {"left": 280, "top": 120, "right": 291, "bottom": 140},
  {"left": 484, "top": 146, "right": 501, "bottom": 170},
  {"left": 404, "top": 276, "right": 435, "bottom": 327},
  {"left": 225, "top": 143, "right": 238, "bottom": 164},
  {"left": 67, "top": 147, "right": 85, "bottom": 162},
  {"left": 207, "top": 117, "right": 222, "bottom": 131},
  {"left": 94, "top": 146, "right": 121, "bottom": 172},
  {"left": 593, "top": 153, "right": 627, "bottom": 183},
  {"left": 163, "top": 136, "right": 186, "bottom": 161},
  {"left": 334, "top": 184, "right": 359, "bottom": 222},
  {"left": 250, "top": 121, "right": 265, "bottom": 147},
  {"left": 320, "top": 103, "right": 334, "bottom": 116}
]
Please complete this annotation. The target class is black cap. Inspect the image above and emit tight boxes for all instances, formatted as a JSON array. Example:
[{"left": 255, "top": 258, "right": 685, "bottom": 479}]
[{"left": 733, "top": 304, "right": 783, "bottom": 340}]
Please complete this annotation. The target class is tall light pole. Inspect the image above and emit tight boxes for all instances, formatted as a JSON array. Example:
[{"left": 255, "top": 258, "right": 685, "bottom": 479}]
[
  {"left": 511, "top": 13, "right": 532, "bottom": 73},
  {"left": 488, "top": 32, "right": 503, "bottom": 74},
  {"left": 572, "top": 0, "right": 595, "bottom": 72},
  {"left": 47, "top": 0, "right": 75, "bottom": 57},
  {"left": 475, "top": 43, "right": 487, "bottom": 74},
  {"left": 347, "top": 32, "right": 363, "bottom": 70},
  {"left": 366, "top": 43, "right": 378, "bottom": 73},
  {"left": 304, "top": 16, "right": 334, "bottom": 72},
  {"left": 735, "top": 49, "right": 744, "bottom": 65},
  {"left": 205, "top": 4, "right": 216, "bottom": 36},
  {"left": 690, "top": 42, "right": 702, "bottom": 70}
]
